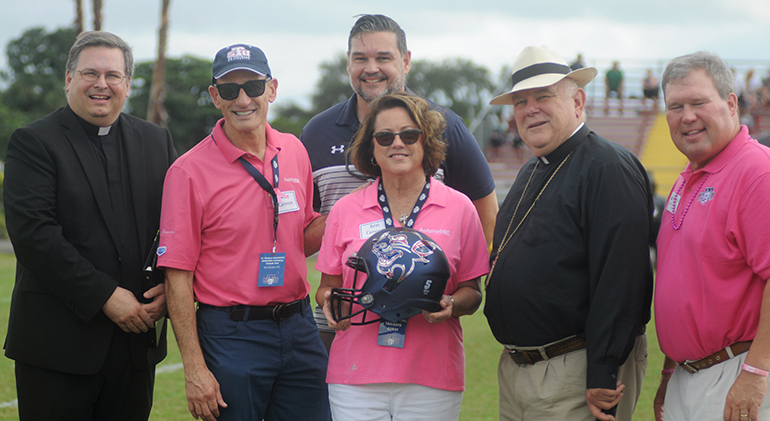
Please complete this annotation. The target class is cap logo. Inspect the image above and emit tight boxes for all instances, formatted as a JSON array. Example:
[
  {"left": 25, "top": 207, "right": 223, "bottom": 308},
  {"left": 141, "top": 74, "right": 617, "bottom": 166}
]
[{"left": 227, "top": 46, "right": 251, "bottom": 62}]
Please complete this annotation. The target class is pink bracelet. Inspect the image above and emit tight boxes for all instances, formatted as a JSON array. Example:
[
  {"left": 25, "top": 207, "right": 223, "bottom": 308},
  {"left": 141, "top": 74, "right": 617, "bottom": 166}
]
[
  {"left": 742, "top": 363, "right": 769, "bottom": 377},
  {"left": 661, "top": 368, "right": 675, "bottom": 375}
]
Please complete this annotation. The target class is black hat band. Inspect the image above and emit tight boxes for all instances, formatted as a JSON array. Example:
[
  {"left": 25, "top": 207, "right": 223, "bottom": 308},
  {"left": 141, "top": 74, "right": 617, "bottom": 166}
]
[{"left": 510, "top": 62, "right": 570, "bottom": 88}]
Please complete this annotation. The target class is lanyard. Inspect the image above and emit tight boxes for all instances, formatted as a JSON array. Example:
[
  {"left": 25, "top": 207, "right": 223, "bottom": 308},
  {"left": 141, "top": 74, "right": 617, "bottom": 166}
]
[
  {"left": 377, "top": 178, "right": 431, "bottom": 229},
  {"left": 238, "top": 155, "right": 281, "bottom": 252}
]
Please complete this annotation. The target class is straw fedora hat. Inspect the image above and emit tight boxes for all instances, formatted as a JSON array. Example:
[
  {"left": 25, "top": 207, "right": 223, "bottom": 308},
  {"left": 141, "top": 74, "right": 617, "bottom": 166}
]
[{"left": 490, "top": 46, "right": 598, "bottom": 105}]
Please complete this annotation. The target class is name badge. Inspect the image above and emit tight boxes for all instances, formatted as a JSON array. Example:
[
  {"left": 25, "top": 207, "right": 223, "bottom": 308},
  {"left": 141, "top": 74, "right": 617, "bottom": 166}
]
[
  {"left": 666, "top": 193, "right": 681, "bottom": 214},
  {"left": 258, "top": 253, "right": 285, "bottom": 287},
  {"left": 277, "top": 191, "right": 299, "bottom": 214},
  {"left": 360, "top": 220, "right": 386, "bottom": 239},
  {"left": 377, "top": 319, "right": 407, "bottom": 348}
]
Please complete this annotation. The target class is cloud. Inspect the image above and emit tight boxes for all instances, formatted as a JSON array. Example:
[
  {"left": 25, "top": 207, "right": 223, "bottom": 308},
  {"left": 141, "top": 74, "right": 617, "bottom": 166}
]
[{"left": 2, "top": 0, "right": 769, "bottom": 107}]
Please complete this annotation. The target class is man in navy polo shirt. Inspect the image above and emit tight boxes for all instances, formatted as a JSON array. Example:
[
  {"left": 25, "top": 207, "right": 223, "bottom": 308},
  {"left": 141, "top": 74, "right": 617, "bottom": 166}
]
[{"left": 300, "top": 14, "right": 498, "bottom": 351}]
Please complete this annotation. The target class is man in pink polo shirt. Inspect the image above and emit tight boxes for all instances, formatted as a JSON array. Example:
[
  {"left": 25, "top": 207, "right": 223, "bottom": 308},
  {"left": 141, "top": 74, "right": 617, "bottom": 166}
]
[
  {"left": 654, "top": 51, "right": 770, "bottom": 421},
  {"left": 158, "top": 44, "right": 329, "bottom": 421}
]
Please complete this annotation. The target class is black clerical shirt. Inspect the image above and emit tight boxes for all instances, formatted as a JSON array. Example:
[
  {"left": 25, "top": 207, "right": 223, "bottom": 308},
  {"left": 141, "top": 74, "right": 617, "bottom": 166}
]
[
  {"left": 484, "top": 124, "right": 653, "bottom": 390},
  {"left": 80, "top": 116, "right": 143, "bottom": 293}
]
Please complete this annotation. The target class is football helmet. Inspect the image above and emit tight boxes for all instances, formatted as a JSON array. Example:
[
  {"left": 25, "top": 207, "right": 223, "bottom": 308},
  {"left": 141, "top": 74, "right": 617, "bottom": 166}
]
[{"left": 330, "top": 227, "right": 450, "bottom": 324}]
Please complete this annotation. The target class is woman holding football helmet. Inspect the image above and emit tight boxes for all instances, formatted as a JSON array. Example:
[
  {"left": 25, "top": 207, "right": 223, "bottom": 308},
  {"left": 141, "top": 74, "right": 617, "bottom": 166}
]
[{"left": 315, "top": 92, "right": 489, "bottom": 421}]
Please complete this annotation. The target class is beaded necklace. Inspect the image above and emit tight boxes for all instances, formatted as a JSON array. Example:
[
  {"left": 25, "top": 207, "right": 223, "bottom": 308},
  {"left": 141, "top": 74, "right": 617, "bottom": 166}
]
[
  {"left": 671, "top": 173, "right": 709, "bottom": 230},
  {"left": 487, "top": 151, "right": 573, "bottom": 283}
]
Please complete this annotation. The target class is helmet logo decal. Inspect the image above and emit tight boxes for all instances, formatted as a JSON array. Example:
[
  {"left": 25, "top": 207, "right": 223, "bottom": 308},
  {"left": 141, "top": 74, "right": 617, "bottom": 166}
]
[
  {"left": 372, "top": 233, "right": 436, "bottom": 284},
  {"left": 333, "top": 227, "right": 450, "bottom": 325}
]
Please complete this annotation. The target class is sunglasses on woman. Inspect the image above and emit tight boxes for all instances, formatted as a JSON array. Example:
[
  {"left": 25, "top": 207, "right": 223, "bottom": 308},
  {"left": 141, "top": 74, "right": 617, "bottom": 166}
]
[
  {"left": 213, "top": 78, "right": 271, "bottom": 101},
  {"left": 372, "top": 129, "right": 422, "bottom": 147}
]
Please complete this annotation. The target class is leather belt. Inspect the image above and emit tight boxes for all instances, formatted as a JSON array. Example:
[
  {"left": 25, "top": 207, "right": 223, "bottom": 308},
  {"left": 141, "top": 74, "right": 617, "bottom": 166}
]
[
  {"left": 679, "top": 341, "right": 752, "bottom": 374},
  {"left": 506, "top": 335, "right": 587, "bottom": 365},
  {"left": 199, "top": 296, "right": 308, "bottom": 322}
]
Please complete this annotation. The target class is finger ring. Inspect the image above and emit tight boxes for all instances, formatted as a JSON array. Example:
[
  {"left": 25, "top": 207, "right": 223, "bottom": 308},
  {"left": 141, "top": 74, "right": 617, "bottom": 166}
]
[{"left": 741, "top": 415, "right": 749, "bottom": 418}]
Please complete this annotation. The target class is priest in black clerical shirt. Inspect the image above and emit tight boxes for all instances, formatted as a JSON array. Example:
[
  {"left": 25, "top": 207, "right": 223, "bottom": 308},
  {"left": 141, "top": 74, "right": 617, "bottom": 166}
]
[
  {"left": 3, "top": 31, "right": 177, "bottom": 420},
  {"left": 485, "top": 46, "right": 653, "bottom": 421}
]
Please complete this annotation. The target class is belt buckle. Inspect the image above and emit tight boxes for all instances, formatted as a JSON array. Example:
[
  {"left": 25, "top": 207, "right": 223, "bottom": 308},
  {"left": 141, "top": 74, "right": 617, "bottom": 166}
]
[
  {"left": 272, "top": 304, "right": 289, "bottom": 321},
  {"left": 680, "top": 362, "right": 698, "bottom": 374},
  {"left": 508, "top": 349, "right": 531, "bottom": 365}
]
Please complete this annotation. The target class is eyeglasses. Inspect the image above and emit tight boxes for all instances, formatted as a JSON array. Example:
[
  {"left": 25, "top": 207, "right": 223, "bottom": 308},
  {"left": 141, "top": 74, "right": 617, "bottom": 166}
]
[
  {"left": 76, "top": 69, "right": 126, "bottom": 85},
  {"left": 213, "top": 78, "right": 271, "bottom": 101},
  {"left": 372, "top": 129, "right": 422, "bottom": 146}
]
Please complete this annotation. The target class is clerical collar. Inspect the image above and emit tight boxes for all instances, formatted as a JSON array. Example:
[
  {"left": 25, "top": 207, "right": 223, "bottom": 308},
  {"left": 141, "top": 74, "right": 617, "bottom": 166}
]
[
  {"left": 74, "top": 111, "right": 118, "bottom": 137},
  {"left": 539, "top": 123, "right": 588, "bottom": 165}
]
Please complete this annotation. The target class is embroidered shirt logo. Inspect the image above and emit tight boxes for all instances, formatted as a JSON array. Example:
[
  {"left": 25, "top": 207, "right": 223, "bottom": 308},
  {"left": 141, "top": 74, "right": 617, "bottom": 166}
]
[
  {"left": 330, "top": 145, "right": 345, "bottom": 154},
  {"left": 227, "top": 46, "right": 250, "bottom": 62},
  {"left": 698, "top": 187, "right": 715, "bottom": 204}
]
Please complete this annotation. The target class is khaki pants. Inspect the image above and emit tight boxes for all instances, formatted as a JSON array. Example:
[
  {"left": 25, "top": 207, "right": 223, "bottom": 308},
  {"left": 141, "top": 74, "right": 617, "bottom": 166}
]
[
  {"left": 616, "top": 333, "right": 648, "bottom": 420},
  {"left": 498, "top": 333, "right": 648, "bottom": 421}
]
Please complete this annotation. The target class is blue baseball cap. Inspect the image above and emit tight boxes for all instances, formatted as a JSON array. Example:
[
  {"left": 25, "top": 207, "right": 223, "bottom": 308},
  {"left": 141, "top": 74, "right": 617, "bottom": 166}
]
[{"left": 212, "top": 44, "right": 271, "bottom": 80}]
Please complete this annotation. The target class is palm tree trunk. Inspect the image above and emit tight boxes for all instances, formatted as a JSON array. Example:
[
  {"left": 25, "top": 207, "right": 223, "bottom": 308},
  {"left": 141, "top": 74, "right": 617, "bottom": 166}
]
[
  {"left": 147, "top": 0, "right": 171, "bottom": 128},
  {"left": 74, "top": 0, "right": 84, "bottom": 34},
  {"left": 92, "top": 0, "right": 102, "bottom": 31}
]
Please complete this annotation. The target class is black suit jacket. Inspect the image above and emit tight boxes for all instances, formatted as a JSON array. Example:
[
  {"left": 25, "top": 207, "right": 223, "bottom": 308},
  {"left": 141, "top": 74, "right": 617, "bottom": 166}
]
[{"left": 3, "top": 106, "right": 178, "bottom": 375}]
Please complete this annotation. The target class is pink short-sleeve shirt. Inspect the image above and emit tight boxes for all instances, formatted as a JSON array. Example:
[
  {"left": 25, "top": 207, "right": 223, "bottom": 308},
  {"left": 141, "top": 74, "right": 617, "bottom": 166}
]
[
  {"left": 316, "top": 179, "right": 490, "bottom": 391},
  {"left": 158, "top": 119, "right": 319, "bottom": 306},
  {"left": 655, "top": 127, "right": 770, "bottom": 362}
]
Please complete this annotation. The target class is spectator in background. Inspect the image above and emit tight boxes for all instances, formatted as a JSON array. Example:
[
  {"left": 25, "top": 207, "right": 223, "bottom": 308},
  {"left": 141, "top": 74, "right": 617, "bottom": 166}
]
[
  {"left": 570, "top": 53, "right": 586, "bottom": 70},
  {"left": 605, "top": 61, "right": 625, "bottom": 115},
  {"left": 507, "top": 114, "right": 525, "bottom": 160},
  {"left": 642, "top": 69, "right": 660, "bottom": 112},
  {"left": 646, "top": 171, "right": 666, "bottom": 266},
  {"left": 488, "top": 109, "right": 508, "bottom": 159},
  {"left": 745, "top": 69, "right": 763, "bottom": 109}
]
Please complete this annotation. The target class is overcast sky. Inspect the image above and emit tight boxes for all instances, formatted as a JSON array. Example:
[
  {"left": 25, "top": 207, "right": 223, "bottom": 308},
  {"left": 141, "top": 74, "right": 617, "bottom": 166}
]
[{"left": 2, "top": 0, "right": 769, "bottom": 107}]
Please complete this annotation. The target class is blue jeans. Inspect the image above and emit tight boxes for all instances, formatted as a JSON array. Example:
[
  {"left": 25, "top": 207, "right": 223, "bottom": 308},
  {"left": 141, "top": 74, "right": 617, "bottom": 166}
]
[{"left": 197, "top": 300, "right": 330, "bottom": 421}]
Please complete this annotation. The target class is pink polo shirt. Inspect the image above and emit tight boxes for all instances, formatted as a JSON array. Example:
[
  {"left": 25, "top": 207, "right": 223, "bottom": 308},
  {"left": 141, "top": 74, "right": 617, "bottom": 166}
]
[
  {"left": 158, "top": 119, "right": 319, "bottom": 306},
  {"left": 316, "top": 179, "right": 489, "bottom": 391},
  {"left": 655, "top": 126, "right": 770, "bottom": 362}
]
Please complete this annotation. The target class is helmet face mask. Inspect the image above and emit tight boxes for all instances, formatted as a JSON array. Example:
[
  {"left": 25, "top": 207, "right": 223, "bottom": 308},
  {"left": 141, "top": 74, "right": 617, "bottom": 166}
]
[{"left": 330, "top": 227, "right": 450, "bottom": 325}]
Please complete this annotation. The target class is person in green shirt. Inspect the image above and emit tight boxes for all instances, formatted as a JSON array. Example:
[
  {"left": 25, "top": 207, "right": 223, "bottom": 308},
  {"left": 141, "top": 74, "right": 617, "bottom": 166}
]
[{"left": 605, "top": 61, "right": 624, "bottom": 114}]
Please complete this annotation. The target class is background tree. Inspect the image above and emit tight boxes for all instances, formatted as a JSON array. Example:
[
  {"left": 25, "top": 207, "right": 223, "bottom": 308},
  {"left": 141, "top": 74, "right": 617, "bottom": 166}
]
[
  {"left": 270, "top": 102, "right": 315, "bottom": 138},
  {"left": 74, "top": 0, "right": 84, "bottom": 34},
  {"left": 271, "top": 52, "right": 351, "bottom": 137},
  {"left": 128, "top": 55, "right": 221, "bottom": 153},
  {"left": 92, "top": 0, "right": 102, "bottom": 31},
  {"left": 309, "top": 53, "right": 352, "bottom": 114},
  {"left": 1, "top": 27, "right": 76, "bottom": 123},
  {"left": 147, "top": 0, "right": 171, "bottom": 127},
  {"left": 270, "top": 53, "right": 496, "bottom": 137},
  {"left": 0, "top": 102, "right": 29, "bottom": 165},
  {"left": 408, "top": 58, "right": 496, "bottom": 125}
]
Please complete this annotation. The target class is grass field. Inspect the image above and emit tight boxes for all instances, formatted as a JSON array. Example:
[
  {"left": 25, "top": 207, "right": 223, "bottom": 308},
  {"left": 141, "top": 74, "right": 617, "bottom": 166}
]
[{"left": 0, "top": 253, "right": 664, "bottom": 420}]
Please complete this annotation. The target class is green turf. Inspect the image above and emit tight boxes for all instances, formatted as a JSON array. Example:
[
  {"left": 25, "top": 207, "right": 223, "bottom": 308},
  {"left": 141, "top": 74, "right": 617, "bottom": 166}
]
[{"left": 0, "top": 253, "right": 663, "bottom": 420}]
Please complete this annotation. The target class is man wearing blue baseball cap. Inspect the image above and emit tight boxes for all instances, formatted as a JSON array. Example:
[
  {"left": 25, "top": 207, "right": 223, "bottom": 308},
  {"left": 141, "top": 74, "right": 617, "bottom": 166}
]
[
  {"left": 159, "top": 44, "right": 329, "bottom": 421},
  {"left": 485, "top": 46, "right": 654, "bottom": 421}
]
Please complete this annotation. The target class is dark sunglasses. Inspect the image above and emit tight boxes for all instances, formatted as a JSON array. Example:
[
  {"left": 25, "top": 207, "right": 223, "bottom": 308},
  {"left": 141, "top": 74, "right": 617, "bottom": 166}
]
[
  {"left": 372, "top": 129, "right": 422, "bottom": 146},
  {"left": 213, "top": 78, "right": 271, "bottom": 100}
]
